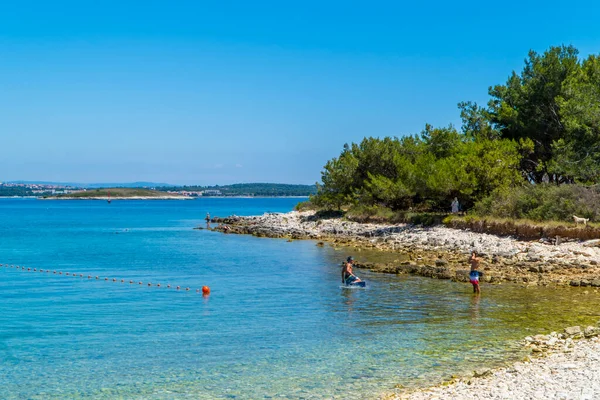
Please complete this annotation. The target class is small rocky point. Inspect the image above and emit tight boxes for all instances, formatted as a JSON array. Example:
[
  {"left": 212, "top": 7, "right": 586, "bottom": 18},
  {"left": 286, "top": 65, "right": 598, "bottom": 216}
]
[{"left": 208, "top": 211, "right": 600, "bottom": 287}]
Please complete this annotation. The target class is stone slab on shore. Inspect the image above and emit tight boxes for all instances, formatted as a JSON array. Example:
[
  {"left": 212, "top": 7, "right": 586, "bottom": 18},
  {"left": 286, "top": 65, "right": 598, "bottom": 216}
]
[{"left": 211, "top": 211, "right": 600, "bottom": 286}]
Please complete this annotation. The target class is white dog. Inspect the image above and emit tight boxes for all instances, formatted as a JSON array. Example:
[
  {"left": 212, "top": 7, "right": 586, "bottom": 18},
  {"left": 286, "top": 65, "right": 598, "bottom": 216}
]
[{"left": 573, "top": 215, "right": 589, "bottom": 225}]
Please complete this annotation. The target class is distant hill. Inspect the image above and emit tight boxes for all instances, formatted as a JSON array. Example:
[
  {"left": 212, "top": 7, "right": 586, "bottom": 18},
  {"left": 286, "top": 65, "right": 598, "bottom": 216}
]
[
  {"left": 159, "top": 183, "right": 317, "bottom": 197},
  {"left": 0, "top": 182, "right": 317, "bottom": 197},
  {"left": 51, "top": 188, "right": 185, "bottom": 199},
  {"left": 84, "top": 182, "right": 173, "bottom": 188},
  {"left": 6, "top": 181, "right": 173, "bottom": 188}
]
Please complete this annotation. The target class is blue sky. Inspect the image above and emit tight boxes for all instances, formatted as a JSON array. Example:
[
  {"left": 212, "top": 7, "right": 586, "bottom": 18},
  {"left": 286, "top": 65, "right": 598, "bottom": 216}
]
[{"left": 1, "top": 1, "right": 599, "bottom": 185}]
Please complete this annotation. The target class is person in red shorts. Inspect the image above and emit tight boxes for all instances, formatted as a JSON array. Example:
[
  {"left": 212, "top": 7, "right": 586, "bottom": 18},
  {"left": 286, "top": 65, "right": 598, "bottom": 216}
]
[{"left": 469, "top": 251, "right": 483, "bottom": 294}]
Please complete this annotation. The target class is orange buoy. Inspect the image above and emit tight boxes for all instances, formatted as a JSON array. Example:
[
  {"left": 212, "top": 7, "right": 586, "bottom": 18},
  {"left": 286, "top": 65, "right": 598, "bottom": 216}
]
[{"left": 202, "top": 286, "right": 211, "bottom": 295}]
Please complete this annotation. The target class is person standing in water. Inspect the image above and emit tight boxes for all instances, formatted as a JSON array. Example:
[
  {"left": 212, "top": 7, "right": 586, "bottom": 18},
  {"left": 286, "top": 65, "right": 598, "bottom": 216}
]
[
  {"left": 341, "top": 256, "right": 362, "bottom": 285},
  {"left": 469, "top": 251, "right": 483, "bottom": 294}
]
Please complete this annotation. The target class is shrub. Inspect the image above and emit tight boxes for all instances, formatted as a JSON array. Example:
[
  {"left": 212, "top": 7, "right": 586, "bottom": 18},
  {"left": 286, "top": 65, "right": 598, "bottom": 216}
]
[
  {"left": 294, "top": 200, "right": 315, "bottom": 211},
  {"left": 474, "top": 184, "right": 600, "bottom": 222},
  {"left": 345, "top": 204, "right": 397, "bottom": 223}
]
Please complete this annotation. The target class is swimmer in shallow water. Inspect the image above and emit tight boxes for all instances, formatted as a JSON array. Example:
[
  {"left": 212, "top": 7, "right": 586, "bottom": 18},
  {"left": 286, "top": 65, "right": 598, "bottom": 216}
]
[{"left": 341, "top": 256, "right": 362, "bottom": 285}]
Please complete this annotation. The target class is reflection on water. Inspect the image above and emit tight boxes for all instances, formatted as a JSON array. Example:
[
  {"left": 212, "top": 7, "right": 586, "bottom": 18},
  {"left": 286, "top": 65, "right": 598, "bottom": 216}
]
[{"left": 470, "top": 294, "right": 481, "bottom": 324}]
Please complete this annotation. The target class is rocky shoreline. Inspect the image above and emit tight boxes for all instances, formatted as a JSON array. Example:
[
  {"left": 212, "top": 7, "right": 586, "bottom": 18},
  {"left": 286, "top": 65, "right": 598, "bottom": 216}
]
[{"left": 209, "top": 211, "right": 600, "bottom": 287}]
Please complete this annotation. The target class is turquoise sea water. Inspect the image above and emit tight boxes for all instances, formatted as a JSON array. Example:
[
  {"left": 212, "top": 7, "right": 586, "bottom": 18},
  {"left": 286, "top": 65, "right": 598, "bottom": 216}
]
[{"left": 2, "top": 198, "right": 600, "bottom": 399}]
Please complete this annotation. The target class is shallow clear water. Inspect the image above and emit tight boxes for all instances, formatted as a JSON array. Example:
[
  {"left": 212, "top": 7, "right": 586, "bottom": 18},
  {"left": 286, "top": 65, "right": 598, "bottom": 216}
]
[{"left": 1, "top": 198, "right": 600, "bottom": 399}]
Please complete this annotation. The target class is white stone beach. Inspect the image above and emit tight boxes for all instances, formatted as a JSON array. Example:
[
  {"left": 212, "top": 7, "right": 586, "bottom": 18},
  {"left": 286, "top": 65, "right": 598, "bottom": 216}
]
[{"left": 396, "top": 335, "right": 600, "bottom": 400}]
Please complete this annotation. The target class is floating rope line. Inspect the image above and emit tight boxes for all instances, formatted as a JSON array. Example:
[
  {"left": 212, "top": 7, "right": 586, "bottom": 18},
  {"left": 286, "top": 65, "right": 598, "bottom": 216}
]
[{"left": 0, "top": 263, "right": 211, "bottom": 295}]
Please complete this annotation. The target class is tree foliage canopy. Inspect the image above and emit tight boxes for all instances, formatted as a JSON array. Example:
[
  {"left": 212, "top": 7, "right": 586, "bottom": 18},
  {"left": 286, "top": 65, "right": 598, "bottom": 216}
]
[
  {"left": 313, "top": 45, "right": 600, "bottom": 214},
  {"left": 489, "top": 45, "right": 600, "bottom": 183},
  {"left": 312, "top": 127, "right": 521, "bottom": 211}
]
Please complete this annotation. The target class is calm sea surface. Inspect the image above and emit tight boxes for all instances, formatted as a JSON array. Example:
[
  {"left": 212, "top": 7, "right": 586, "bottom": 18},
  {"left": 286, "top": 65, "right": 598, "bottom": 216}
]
[{"left": 2, "top": 198, "right": 600, "bottom": 399}]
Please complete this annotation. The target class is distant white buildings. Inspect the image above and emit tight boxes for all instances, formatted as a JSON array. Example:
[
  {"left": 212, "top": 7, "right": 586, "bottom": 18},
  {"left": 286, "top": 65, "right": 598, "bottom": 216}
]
[
  {"left": 165, "top": 189, "right": 222, "bottom": 197},
  {"left": 202, "top": 190, "right": 222, "bottom": 196}
]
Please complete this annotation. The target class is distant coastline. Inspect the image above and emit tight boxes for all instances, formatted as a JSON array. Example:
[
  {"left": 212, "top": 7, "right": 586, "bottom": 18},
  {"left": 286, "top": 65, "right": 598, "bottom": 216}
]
[
  {"left": 35, "top": 195, "right": 309, "bottom": 200},
  {"left": 40, "top": 196, "right": 192, "bottom": 200},
  {"left": 0, "top": 182, "right": 316, "bottom": 198}
]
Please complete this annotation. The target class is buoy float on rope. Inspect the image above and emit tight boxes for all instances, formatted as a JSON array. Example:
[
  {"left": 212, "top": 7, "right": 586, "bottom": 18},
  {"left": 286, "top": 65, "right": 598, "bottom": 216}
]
[{"left": 4, "top": 262, "right": 210, "bottom": 296}]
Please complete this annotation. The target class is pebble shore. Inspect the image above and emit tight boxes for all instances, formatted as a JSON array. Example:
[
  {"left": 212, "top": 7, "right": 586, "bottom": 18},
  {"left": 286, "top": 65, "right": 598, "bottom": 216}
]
[{"left": 397, "top": 333, "right": 600, "bottom": 400}]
